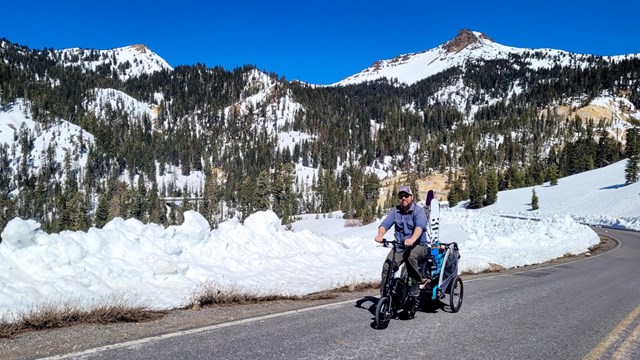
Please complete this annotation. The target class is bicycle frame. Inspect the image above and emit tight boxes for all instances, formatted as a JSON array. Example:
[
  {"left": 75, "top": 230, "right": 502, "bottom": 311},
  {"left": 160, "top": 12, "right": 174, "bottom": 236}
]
[
  {"left": 380, "top": 239, "right": 403, "bottom": 302},
  {"left": 379, "top": 239, "right": 414, "bottom": 314}
]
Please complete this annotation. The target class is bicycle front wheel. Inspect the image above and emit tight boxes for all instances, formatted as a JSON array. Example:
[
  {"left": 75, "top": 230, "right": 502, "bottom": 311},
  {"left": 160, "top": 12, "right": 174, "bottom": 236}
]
[{"left": 375, "top": 296, "right": 392, "bottom": 329}]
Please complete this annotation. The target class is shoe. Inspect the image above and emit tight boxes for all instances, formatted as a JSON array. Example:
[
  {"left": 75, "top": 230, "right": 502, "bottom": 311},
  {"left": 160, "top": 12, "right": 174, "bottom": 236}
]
[{"left": 404, "top": 296, "right": 420, "bottom": 319}]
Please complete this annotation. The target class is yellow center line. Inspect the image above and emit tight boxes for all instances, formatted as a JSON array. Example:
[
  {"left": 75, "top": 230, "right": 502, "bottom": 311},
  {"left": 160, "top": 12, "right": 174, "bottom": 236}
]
[
  {"left": 584, "top": 303, "right": 640, "bottom": 360},
  {"left": 612, "top": 320, "right": 640, "bottom": 360}
]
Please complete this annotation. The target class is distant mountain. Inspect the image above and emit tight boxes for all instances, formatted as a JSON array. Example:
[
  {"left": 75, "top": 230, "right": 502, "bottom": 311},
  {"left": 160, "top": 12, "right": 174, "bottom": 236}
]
[
  {"left": 328, "top": 29, "right": 640, "bottom": 130},
  {"left": 51, "top": 44, "right": 173, "bottom": 81},
  {"left": 334, "top": 29, "right": 640, "bottom": 86}
]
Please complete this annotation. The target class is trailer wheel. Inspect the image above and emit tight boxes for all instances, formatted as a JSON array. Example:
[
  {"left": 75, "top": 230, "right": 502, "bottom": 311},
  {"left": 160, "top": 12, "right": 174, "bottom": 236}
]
[{"left": 448, "top": 277, "right": 463, "bottom": 313}]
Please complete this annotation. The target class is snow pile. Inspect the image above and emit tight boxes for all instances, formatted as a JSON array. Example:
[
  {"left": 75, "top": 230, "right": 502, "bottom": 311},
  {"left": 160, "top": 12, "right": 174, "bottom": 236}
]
[
  {"left": 0, "top": 211, "right": 381, "bottom": 320},
  {"left": 442, "top": 210, "right": 598, "bottom": 273}
]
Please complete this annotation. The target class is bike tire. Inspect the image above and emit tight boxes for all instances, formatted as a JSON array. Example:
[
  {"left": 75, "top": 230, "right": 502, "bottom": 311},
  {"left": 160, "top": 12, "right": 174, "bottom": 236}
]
[
  {"left": 448, "top": 277, "right": 464, "bottom": 313},
  {"left": 375, "top": 296, "right": 392, "bottom": 329}
]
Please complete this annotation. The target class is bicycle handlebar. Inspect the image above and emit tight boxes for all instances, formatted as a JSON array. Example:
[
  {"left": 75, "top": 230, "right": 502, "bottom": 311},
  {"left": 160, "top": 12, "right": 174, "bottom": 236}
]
[{"left": 381, "top": 238, "right": 406, "bottom": 249}]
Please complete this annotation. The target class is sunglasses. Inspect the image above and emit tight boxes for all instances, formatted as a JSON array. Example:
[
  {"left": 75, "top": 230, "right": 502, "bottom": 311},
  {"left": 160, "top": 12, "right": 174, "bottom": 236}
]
[{"left": 398, "top": 193, "right": 411, "bottom": 199}]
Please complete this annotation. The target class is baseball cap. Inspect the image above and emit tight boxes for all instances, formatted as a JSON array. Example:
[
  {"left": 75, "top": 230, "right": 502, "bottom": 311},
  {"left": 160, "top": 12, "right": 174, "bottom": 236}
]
[{"left": 397, "top": 185, "right": 413, "bottom": 196}]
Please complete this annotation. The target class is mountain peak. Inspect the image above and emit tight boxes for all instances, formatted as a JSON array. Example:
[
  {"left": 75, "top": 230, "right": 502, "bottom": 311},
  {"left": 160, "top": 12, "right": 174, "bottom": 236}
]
[
  {"left": 443, "top": 29, "right": 493, "bottom": 53},
  {"left": 129, "top": 44, "right": 150, "bottom": 53}
]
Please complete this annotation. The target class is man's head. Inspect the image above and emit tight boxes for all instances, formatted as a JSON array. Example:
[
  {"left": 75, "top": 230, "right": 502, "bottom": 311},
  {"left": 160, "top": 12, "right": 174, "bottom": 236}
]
[{"left": 397, "top": 185, "right": 413, "bottom": 209}]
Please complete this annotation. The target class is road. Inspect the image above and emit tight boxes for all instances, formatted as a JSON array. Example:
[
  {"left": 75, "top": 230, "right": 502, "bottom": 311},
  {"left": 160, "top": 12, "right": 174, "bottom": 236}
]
[{"left": 8, "top": 227, "right": 640, "bottom": 360}]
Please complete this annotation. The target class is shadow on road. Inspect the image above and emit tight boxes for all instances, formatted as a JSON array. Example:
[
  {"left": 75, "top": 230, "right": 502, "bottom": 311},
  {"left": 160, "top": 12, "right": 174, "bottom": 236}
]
[{"left": 355, "top": 295, "right": 379, "bottom": 315}]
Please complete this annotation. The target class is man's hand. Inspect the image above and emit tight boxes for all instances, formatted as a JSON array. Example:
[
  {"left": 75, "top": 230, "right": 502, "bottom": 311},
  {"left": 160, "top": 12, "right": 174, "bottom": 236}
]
[
  {"left": 374, "top": 235, "right": 384, "bottom": 243},
  {"left": 404, "top": 238, "right": 416, "bottom": 247}
]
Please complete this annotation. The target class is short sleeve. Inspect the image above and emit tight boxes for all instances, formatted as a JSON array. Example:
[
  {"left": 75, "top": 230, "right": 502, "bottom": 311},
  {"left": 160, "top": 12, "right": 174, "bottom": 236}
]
[
  {"left": 380, "top": 208, "right": 395, "bottom": 230},
  {"left": 414, "top": 206, "right": 427, "bottom": 230}
]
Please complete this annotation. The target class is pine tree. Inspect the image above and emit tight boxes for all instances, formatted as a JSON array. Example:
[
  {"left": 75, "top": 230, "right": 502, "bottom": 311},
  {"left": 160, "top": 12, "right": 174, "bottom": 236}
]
[
  {"left": 0, "top": 196, "right": 15, "bottom": 237},
  {"left": 320, "top": 169, "right": 339, "bottom": 213},
  {"left": 531, "top": 188, "right": 539, "bottom": 210},
  {"left": 506, "top": 165, "right": 524, "bottom": 189},
  {"left": 33, "top": 175, "right": 46, "bottom": 219},
  {"left": 625, "top": 128, "right": 639, "bottom": 185},
  {"left": 361, "top": 202, "right": 374, "bottom": 225},
  {"left": 68, "top": 191, "right": 89, "bottom": 231},
  {"left": 255, "top": 170, "right": 272, "bottom": 211},
  {"left": 202, "top": 171, "right": 220, "bottom": 226},
  {"left": 348, "top": 166, "right": 366, "bottom": 219},
  {"left": 363, "top": 173, "right": 381, "bottom": 209},
  {"left": 548, "top": 163, "right": 559, "bottom": 186},
  {"left": 148, "top": 182, "right": 166, "bottom": 225},
  {"left": 58, "top": 190, "right": 72, "bottom": 230},
  {"left": 239, "top": 175, "right": 256, "bottom": 220},
  {"left": 596, "top": 132, "right": 611, "bottom": 168},
  {"left": 272, "top": 163, "right": 297, "bottom": 226},
  {"left": 466, "top": 168, "right": 485, "bottom": 209},
  {"left": 447, "top": 174, "right": 465, "bottom": 207},
  {"left": 383, "top": 183, "right": 396, "bottom": 210},
  {"left": 447, "top": 184, "right": 458, "bottom": 208},
  {"left": 405, "top": 173, "right": 421, "bottom": 202},
  {"left": 484, "top": 169, "right": 498, "bottom": 206},
  {"left": 341, "top": 189, "right": 354, "bottom": 219},
  {"left": 108, "top": 181, "right": 130, "bottom": 220},
  {"left": 130, "top": 176, "right": 144, "bottom": 220},
  {"left": 95, "top": 193, "right": 110, "bottom": 228},
  {"left": 182, "top": 193, "right": 193, "bottom": 212}
]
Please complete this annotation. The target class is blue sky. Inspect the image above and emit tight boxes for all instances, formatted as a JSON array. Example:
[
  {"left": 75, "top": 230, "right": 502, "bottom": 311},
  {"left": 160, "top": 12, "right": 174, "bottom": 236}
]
[{"left": 2, "top": 0, "right": 639, "bottom": 85}]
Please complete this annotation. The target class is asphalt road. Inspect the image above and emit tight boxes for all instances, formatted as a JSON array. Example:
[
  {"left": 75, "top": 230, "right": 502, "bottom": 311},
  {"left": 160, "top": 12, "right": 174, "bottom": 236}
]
[{"left": 36, "top": 226, "right": 639, "bottom": 360}]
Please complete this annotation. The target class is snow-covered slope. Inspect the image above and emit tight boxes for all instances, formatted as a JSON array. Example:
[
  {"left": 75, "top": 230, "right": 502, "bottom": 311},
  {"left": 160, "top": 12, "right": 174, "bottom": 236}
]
[
  {"left": 54, "top": 44, "right": 173, "bottom": 81},
  {"left": 83, "top": 88, "right": 161, "bottom": 129},
  {"left": 0, "top": 100, "right": 94, "bottom": 182},
  {"left": 474, "top": 159, "right": 639, "bottom": 222},
  {"left": 226, "top": 70, "right": 305, "bottom": 132},
  {"left": 558, "top": 95, "right": 640, "bottom": 141},
  {"left": 221, "top": 69, "right": 318, "bottom": 186}
]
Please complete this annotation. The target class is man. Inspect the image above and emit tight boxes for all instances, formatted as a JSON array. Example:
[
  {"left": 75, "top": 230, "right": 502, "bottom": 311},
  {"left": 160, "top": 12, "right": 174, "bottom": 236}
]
[{"left": 375, "top": 185, "right": 429, "bottom": 310}]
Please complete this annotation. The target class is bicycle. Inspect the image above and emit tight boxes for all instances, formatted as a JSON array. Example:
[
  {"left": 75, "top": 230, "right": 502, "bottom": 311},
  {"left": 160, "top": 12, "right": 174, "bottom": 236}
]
[{"left": 375, "top": 239, "right": 419, "bottom": 329}]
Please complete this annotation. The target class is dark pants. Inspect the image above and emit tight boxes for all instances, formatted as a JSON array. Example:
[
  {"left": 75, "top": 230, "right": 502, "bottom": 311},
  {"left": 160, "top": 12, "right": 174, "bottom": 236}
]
[{"left": 380, "top": 244, "right": 428, "bottom": 296}]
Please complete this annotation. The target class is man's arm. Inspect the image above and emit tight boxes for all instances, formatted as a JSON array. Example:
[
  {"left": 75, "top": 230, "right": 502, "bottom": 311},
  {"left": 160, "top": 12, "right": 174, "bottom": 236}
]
[
  {"left": 404, "top": 226, "right": 423, "bottom": 247},
  {"left": 404, "top": 207, "right": 427, "bottom": 246},
  {"left": 375, "top": 209, "right": 395, "bottom": 242},
  {"left": 375, "top": 226, "right": 387, "bottom": 243}
]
